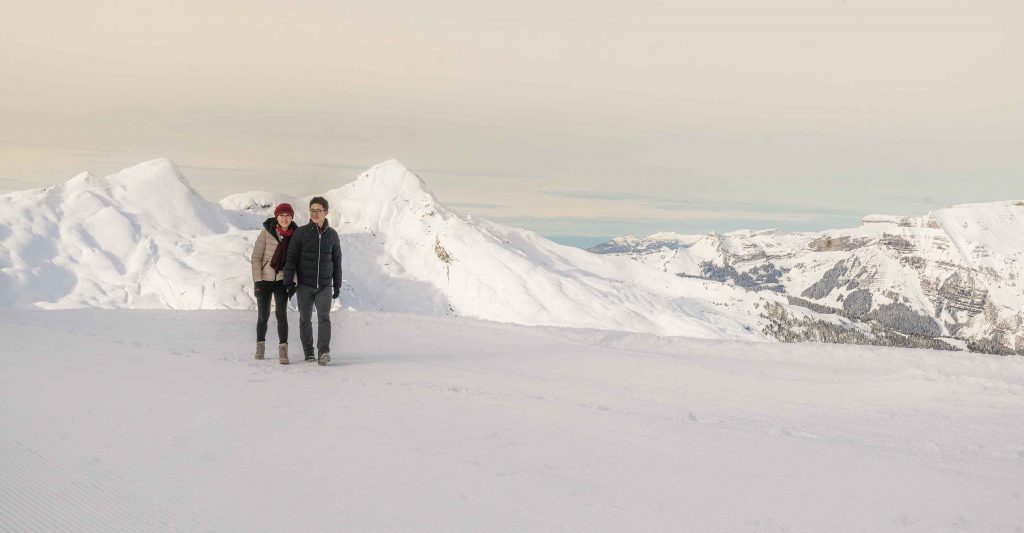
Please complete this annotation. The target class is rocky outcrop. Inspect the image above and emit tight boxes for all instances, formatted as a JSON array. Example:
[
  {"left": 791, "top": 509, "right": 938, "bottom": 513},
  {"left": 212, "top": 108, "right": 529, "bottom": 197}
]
[
  {"left": 936, "top": 271, "right": 987, "bottom": 316},
  {"left": 879, "top": 234, "right": 916, "bottom": 253},
  {"left": 807, "top": 235, "right": 871, "bottom": 252}
]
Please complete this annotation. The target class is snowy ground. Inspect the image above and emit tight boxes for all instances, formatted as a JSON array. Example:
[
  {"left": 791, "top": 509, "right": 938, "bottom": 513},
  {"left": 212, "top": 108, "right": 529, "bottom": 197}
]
[{"left": 2, "top": 309, "right": 1023, "bottom": 532}]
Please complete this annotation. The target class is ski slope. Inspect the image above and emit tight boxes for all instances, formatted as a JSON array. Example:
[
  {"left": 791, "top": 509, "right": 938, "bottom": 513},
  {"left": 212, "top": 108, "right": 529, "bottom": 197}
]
[{"left": 2, "top": 309, "right": 1022, "bottom": 532}]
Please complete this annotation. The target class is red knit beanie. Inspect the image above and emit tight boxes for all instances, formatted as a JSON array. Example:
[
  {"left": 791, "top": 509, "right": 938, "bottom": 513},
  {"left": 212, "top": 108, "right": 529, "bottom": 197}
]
[{"left": 274, "top": 203, "right": 294, "bottom": 217}]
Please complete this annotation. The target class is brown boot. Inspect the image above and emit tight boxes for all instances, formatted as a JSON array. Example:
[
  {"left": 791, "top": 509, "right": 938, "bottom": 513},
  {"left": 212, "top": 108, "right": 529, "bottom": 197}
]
[
  {"left": 255, "top": 341, "right": 265, "bottom": 360},
  {"left": 278, "top": 343, "right": 289, "bottom": 365}
]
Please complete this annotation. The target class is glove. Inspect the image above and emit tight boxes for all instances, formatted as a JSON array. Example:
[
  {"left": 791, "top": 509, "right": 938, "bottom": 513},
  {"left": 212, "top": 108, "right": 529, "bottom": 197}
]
[
  {"left": 332, "top": 288, "right": 340, "bottom": 299},
  {"left": 285, "top": 285, "right": 296, "bottom": 299},
  {"left": 253, "top": 282, "right": 262, "bottom": 295}
]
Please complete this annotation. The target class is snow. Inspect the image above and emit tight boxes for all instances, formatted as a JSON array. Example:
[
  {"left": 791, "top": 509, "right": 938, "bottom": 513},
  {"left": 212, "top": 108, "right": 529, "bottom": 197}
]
[
  {"left": 3, "top": 158, "right": 1022, "bottom": 530},
  {"left": 0, "top": 158, "right": 829, "bottom": 341},
  {"left": 2, "top": 308, "right": 1022, "bottom": 531}
]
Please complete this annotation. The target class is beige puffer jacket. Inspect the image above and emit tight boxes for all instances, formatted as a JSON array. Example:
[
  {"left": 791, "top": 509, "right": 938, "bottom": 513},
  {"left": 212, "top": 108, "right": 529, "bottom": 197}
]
[
  {"left": 251, "top": 228, "right": 282, "bottom": 282},
  {"left": 252, "top": 217, "right": 299, "bottom": 282}
]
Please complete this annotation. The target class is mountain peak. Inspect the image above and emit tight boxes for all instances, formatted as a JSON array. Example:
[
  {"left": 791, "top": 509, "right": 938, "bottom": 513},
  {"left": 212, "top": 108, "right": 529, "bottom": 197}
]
[
  {"left": 63, "top": 171, "right": 103, "bottom": 191},
  {"left": 123, "top": 157, "right": 181, "bottom": 175},
  {"left": 373, "top": 158, "right": 412, "bottom": 173},
  {"left": 107, "top": 158, "right": 197, "bottom": 192},
  {"left": 343, "top": 159, "right": 439, "bottom": 206}
]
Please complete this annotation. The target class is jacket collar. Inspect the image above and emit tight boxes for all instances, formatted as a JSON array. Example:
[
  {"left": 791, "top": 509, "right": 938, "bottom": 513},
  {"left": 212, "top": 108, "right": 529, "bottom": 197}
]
[{"left": 307, "top": 218, "right": 330, "bottom": 234}]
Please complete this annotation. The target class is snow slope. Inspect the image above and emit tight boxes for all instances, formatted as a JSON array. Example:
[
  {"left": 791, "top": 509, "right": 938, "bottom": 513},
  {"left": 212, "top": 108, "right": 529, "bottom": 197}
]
[
  {"left": 0, "top": 159, "right": 251, "bottom": 309},
  {"left": 594, "top": 203, "right": 1024, "bottom": 353},
  {"left": 2, "top": 309, "right": 1022, "bottom": 532},
  {"left": 0, "top": 158, "right": 835, "bottom": 341}
]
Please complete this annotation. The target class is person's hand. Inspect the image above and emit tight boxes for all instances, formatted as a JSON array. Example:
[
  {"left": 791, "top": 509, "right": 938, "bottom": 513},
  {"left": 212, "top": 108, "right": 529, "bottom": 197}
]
[
  {"left": 286, "top": 285, "right": 296, "bottom": 299},
  {"left": 253, "top": 282, "right": 262, "bottom": 295},
  {"left": 332, "top": 288, "right": 340, "bottom": 299}
]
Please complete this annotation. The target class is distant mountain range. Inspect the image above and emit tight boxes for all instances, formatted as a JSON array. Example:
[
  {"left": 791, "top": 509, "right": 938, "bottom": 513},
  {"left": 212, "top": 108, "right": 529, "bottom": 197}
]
[{"left": 590, "top": 202, "right": 1024, "bottom": 355}]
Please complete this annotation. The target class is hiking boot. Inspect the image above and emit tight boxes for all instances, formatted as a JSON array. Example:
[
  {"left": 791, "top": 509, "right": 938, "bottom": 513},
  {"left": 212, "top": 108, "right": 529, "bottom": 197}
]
[
  {"left": 255, "top": 341, "right": 265, "bottom": 360},
  {"left": 318, "top": 352, "right": 331, "bottom": 366},
  {"left": 304, "top": 351, "right": 316, "bottom": 362},
  {"left": 278, "top": 343, "right": 289, "bottom": 365}
]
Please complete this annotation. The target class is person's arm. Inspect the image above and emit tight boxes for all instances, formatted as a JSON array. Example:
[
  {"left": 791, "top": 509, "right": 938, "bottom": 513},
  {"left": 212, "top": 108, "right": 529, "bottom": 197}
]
[
  {"left": 250, "top": 230, "right": 267, "bottom": 289},
  {"left": 283, "top": 228, "right": 301, "bottom": 292},
  {"left": 331, "top": 232, "right": 342, "bottom": 299}
]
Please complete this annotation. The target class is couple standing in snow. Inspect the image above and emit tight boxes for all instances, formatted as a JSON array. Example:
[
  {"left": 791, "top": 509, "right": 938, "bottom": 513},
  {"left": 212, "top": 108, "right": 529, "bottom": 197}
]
[{"left": 250, "top": 197, "right": 343, "bottom": 366}]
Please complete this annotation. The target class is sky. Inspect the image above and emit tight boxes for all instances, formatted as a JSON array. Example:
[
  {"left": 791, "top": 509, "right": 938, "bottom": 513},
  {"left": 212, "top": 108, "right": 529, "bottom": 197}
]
[{"left": 1, "top": 0, "right": 1022, "bottom": 246}]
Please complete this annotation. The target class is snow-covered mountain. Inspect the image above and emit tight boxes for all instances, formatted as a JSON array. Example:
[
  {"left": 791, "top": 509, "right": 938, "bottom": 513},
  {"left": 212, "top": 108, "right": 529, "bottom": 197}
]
[
  {"left": 592, "top": 205, "right": 1024, "bottom": 354},
  {"left": 0, "top": 158, "right": 846, "bottom": 342},
  {"left": 0, "top": 159, "right": 252, "bottom": 309}
]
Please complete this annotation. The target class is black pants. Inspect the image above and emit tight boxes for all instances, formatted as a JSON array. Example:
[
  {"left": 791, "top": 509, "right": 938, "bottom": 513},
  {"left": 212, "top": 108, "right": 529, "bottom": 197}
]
[
  {"left": 256, "top": 280, "right": 288, "bottom": 343},
  {"left": 297, "top": 284, "right": 332, "bottom": 355}
]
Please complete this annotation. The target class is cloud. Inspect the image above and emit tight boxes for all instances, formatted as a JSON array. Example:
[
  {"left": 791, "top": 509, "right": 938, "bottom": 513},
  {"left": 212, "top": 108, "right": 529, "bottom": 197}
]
[
  {"left": 273, "top": 160, "right": 375, "bottom": 171},
  {"left": 416, "top": 167, "right": 543, "bottom": 180},
  {"left": 542, "top": 190, "right": 653, "bottom": 201},
  {"left": 877, "top": 194, "right": 960, "bottom": 206},
  {"left": 487, "top": 213, "right": 863, "bottom": 239},
  {"left": 266, "top": 161, "right": 543, "bottom": 187},
  {"left": 447, "top": 202, "right": 505, "bottom": 209},
  {"left": 0, "top": 138, "right": 131, "bottom": 156},
  {"left": 543, "top": 235, "right": 617, "bottom": 249},
  {"left": 0, "top": 176, "right": 36, "bottom": 191},
  {"left": 541, "top": 188, "right": 866, "bottom": 220},
  {"left": 651, "top": 199, "right": 864, "bottom": 218},
  {"left": 179, "top": 164, "right": 253, "bottom": 173}
]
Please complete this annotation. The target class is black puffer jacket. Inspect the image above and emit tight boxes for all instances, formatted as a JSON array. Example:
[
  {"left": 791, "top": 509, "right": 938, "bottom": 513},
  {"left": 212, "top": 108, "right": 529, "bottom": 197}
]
[{"left": 282, "top": 219, "right": 342, "bottom": 291}]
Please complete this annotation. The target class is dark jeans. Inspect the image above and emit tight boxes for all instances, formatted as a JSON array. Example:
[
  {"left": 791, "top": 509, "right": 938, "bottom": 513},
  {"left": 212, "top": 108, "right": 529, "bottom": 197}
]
[
  {"left": 297, "top": 284, "right": 332, "bottom": 355},
  {"left": 256, "top": 280, "right": 288, "bottom": 343}
]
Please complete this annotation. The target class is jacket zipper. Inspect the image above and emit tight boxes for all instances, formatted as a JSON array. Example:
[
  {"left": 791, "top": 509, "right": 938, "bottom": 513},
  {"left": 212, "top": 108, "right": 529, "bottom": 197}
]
[{"left": 316, "top": 225, "right": 322, "bottom": 289}]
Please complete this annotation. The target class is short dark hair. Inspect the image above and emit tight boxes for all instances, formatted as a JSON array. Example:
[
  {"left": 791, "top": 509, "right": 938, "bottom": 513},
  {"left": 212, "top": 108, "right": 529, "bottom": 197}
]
[{"left": 309, "top": 196, "right": 329, "bottom": 212}]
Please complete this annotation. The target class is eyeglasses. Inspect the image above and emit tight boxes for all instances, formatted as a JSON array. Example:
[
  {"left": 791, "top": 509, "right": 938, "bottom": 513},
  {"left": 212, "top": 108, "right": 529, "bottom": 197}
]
[{"left": 309, "top": 209, "right": 325, "bottom": 215}]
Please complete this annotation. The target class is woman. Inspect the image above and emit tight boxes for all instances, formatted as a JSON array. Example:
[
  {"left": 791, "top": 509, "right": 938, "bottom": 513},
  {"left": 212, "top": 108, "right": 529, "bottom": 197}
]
[{"left": 251, "top": 203, "right": 299, "bottom": 364}]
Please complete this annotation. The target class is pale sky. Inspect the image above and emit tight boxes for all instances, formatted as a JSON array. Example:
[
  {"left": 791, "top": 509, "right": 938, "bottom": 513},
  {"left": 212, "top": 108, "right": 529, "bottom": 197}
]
[{"left": 2, "top": 0, "right": 1022, "bottom": 245}]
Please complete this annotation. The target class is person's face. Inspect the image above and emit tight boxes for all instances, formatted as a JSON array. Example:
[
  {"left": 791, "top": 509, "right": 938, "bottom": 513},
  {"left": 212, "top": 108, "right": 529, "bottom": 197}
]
[
  {"left": 309, "top": 203, "right": 327, "bottom": 225},
  {"left": 276, "top": 213, "right": 293, "bottom": 227}
]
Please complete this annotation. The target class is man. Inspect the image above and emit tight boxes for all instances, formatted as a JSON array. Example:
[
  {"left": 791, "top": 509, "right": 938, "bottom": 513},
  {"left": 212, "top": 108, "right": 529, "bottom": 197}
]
[{"left": 283, "top": 196, "right": 343, "bottom": 365}]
